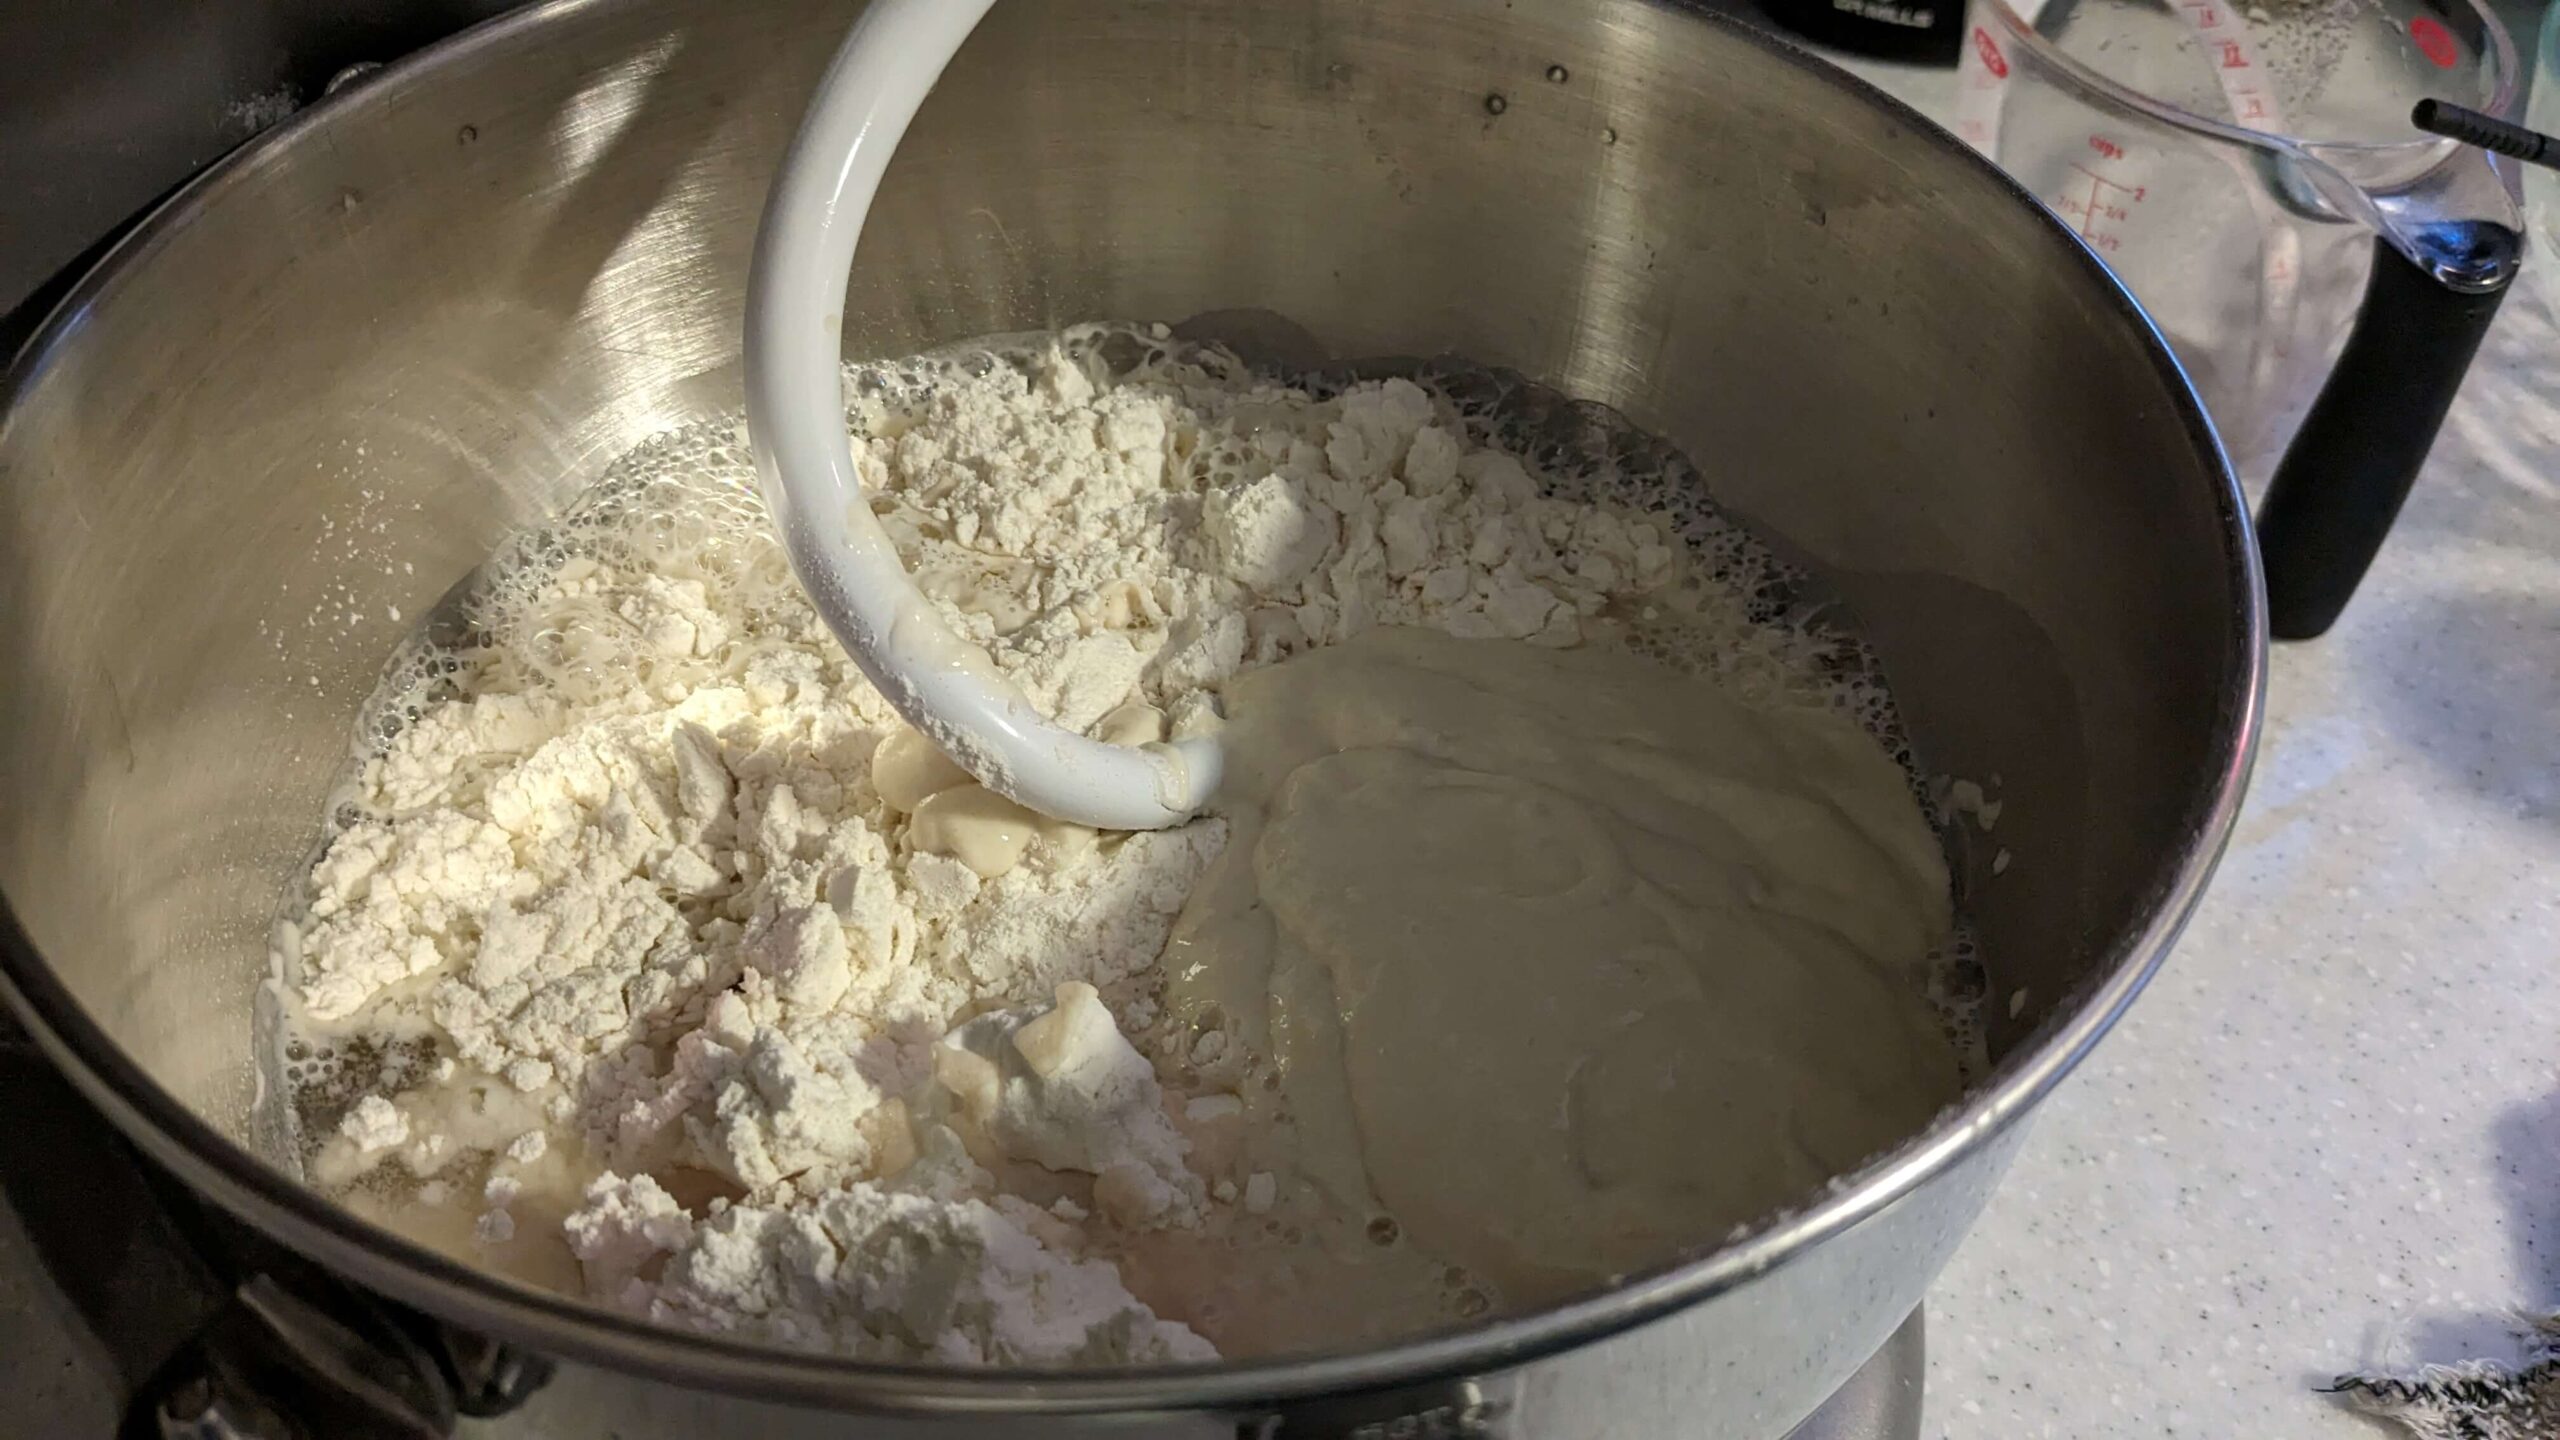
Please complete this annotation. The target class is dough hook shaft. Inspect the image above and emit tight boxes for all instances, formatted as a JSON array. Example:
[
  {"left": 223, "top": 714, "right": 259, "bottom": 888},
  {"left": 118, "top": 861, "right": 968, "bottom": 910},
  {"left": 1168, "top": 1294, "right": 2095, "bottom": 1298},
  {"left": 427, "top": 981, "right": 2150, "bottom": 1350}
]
[{"left": 744, "top": 0, "right": 1220, "bottom": 830}]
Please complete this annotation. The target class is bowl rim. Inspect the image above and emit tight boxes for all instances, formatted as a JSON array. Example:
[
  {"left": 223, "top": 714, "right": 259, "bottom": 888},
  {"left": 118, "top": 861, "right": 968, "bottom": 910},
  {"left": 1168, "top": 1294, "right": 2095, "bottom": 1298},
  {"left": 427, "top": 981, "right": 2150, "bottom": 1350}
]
[{"left": 0, "top": 0, "right": 2268, "bottom": 1415}]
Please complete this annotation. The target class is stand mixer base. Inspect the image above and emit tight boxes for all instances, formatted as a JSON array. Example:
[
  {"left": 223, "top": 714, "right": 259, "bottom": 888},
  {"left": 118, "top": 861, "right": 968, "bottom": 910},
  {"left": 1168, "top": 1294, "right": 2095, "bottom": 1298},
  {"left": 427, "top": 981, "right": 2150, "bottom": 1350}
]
[
  {"left": 1785, "top": 1309, "right": 1925, "bottom": 1440},
  {"left": 442, "top": 1308, "right": 1930, "bottom": 1437}
]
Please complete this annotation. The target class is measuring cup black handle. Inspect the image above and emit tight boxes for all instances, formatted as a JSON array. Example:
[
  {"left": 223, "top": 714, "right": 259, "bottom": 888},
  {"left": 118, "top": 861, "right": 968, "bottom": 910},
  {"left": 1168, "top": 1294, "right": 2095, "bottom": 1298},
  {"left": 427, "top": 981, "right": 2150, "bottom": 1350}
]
[{"left": 2255, "top": 231, "right": 2515, "bottom": 640}]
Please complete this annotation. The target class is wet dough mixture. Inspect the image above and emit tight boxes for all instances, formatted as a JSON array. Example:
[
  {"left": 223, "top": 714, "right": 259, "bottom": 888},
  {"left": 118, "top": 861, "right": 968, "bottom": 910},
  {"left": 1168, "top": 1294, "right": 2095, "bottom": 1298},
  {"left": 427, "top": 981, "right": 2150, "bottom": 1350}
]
[
  {"left": 272, "top": 326, "right": 1967, "bottom": 1366},
  {"left": 1170, "top": 626, "right": 1959, "bottom": 1306}
]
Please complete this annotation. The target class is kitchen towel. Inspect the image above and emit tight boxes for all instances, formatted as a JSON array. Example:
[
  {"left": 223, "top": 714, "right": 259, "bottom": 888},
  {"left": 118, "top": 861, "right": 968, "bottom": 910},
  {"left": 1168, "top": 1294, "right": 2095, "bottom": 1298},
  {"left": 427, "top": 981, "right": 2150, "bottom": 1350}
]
[{"left": 2328, "top": 1313, "right": 2560, "bottom": 1439}]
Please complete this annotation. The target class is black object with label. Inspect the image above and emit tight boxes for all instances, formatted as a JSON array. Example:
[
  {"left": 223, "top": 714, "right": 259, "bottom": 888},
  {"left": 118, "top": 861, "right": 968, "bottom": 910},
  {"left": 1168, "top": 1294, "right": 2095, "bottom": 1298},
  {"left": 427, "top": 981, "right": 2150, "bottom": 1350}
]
[{"left": 1759, "top": 0, "right": 1963, "bottom": 64}]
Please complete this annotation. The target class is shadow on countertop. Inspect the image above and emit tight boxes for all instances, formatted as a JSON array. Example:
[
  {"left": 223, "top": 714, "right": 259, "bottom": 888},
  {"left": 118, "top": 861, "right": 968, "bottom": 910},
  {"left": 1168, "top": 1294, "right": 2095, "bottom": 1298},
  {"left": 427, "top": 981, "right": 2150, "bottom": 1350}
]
[
  {"left": 2354, "top": 587, "right": 2560, "bottom": 831},
  {"left": 2385, "top": 1086, "right": 2560, "bottom": 1383}
]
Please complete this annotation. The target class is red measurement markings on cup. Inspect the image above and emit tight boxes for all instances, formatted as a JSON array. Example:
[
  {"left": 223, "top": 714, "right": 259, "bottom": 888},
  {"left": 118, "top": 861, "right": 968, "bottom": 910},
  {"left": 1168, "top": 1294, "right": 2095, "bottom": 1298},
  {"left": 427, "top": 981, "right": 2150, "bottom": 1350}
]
[
  {"left": 1971, "top": 26, "right": 2009, "bottom": 77},
  {"left": 2174, "top": 0, "right": 2290, "bottom": 132},
  {"left": 1952, "top": 27, "right": 2009, "bottom": 151},
  {"left": 2059, "top": 136, "right": 2146, "bottom": 254},
  {"left": 2408, "top": 15, "right": 2458, "bottom": 67}
]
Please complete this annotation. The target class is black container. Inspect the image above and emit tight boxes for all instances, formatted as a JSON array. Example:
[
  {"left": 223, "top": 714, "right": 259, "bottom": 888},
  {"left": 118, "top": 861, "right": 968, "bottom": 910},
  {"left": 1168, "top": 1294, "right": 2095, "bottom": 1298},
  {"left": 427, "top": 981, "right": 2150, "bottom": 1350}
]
[{"left": 1759, "top": 0, "right": 1964, "bottom": 64}]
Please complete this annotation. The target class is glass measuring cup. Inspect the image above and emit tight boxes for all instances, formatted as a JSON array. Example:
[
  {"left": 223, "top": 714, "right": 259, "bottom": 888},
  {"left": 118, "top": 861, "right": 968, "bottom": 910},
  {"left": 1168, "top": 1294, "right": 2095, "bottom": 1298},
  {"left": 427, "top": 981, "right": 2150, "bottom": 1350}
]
[
  {"left": 2528, "top": 0, "right": 2560, "bottom": 311},
  {"left": 1953, "top": 0, "right": 2525, "bottom": 638}
]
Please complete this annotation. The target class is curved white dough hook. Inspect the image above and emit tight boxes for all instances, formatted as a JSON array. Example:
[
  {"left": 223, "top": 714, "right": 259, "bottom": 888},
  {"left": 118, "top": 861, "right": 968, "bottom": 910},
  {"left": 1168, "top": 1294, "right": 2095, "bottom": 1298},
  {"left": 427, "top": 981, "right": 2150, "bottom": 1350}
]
[{"left": 743, "top": 0, "right": 1221, "bottom": 831}]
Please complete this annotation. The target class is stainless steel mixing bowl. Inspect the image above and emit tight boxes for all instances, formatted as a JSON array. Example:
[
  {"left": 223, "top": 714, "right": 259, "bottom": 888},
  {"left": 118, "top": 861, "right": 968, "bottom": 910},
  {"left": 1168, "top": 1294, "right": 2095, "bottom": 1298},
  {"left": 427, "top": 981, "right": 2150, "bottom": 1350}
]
[{"left": 0, "top": 0, "right": 2263, "bottom": 1434}]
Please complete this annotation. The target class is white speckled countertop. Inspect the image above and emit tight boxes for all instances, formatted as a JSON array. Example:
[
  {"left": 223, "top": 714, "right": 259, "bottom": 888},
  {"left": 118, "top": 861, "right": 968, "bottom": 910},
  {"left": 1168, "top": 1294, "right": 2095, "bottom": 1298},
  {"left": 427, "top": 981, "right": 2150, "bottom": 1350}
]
[{"left": 1822, "top": 49, "right": 2560, "bottom": 1440}]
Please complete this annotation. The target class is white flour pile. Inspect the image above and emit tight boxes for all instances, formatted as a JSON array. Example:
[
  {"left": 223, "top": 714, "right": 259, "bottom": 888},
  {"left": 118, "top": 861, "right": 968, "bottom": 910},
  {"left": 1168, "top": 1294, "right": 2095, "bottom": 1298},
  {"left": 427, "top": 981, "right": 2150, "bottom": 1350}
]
[{"left": 272, "top": 325, "right": 1935, "bottom": 1365}]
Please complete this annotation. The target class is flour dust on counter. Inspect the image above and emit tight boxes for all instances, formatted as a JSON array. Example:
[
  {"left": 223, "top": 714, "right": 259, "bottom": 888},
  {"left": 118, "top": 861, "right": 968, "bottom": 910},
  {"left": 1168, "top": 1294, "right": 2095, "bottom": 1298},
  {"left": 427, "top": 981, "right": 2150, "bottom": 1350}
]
[{"left": 262, "top": 323, "right": 1980, "bottom": 1365}]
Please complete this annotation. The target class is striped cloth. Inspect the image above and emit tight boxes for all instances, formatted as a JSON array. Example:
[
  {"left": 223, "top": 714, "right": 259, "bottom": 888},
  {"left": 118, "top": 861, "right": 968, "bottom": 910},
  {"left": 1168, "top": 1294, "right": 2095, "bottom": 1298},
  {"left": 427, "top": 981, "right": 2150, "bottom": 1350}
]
[{"left": 2328, "top": 1315, "right": 2560, "bottom": 1440}]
